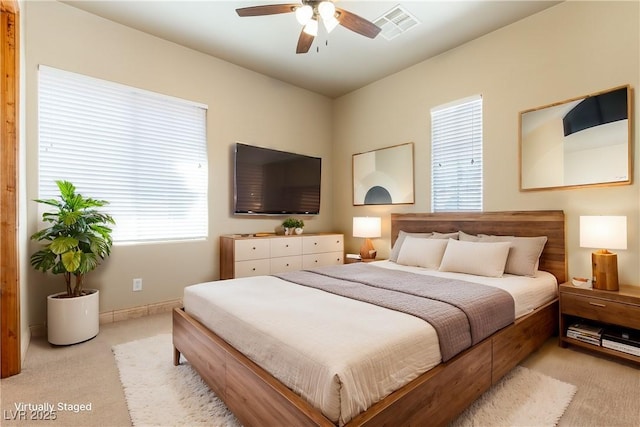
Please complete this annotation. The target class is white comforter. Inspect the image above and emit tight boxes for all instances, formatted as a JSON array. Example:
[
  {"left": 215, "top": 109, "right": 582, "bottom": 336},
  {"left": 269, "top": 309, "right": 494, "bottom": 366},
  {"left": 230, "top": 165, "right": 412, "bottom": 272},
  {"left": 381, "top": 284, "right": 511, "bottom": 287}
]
[{"left": 183, "top": 262, "right": 557, "bottom": 425}]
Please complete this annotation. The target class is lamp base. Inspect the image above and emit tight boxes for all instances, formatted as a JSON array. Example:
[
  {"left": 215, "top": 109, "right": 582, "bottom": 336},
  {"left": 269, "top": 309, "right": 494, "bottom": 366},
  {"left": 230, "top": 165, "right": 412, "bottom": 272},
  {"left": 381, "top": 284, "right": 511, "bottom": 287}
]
[
  {"left": 359, "top": 238, "right": 377, "bottom": 260},
  {"left": 592, "top": 250, "right": 619, "bottom": 291}
]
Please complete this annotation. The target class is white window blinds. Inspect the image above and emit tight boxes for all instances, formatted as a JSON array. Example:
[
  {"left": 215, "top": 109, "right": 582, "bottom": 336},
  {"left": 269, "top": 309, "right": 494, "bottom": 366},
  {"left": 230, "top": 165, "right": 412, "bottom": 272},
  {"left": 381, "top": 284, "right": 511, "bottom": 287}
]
[
  {"left": 431, "top": 95, "right": 483, "bottom": 212},
  {"left": 38, "top": 65, "right": 208, "bottom": 243}
]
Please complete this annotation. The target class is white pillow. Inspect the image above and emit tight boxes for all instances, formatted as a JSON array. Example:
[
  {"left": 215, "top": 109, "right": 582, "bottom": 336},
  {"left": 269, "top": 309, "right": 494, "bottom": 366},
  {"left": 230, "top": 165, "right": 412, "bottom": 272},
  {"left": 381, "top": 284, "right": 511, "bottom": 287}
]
[
  {"left": 389, "top": 230, "right": 433, "bottom": 262},
  {"left": 439, "top": 239, "right": 511, "bottom": 277},
  {"left": 477, "top": 235, "right": 547, "bottom": 277},
  {"left": 396, "top": 236, "right": 449, "bottom": 269}
]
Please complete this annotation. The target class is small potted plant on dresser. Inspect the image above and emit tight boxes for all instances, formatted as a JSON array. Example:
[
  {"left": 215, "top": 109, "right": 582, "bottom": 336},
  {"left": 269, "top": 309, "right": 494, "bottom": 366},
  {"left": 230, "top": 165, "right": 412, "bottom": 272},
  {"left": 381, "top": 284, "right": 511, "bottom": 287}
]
[
  {"left": 282, "top": 217, "right": 304, "bottom": 235},
  {"left": 30, "top": 180, "right": 115, "bottom": 345}
]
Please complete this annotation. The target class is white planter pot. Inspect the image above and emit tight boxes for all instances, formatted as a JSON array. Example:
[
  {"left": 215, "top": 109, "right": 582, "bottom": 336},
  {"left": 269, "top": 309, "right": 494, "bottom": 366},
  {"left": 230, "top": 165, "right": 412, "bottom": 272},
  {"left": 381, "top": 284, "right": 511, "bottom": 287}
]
[
  {"left": 47, "top": 289, "right": 99, "bottom": 345},
  {"left": 295, "top": 227, "right": 303, "bottom": 235}
]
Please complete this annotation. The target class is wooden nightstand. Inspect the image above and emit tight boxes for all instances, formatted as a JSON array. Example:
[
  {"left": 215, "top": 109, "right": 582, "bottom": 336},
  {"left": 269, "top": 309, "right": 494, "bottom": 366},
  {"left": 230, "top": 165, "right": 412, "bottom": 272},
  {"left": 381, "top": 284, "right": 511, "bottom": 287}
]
[{"left": 559, "top": 282, "right": 640, "bottom": 364}]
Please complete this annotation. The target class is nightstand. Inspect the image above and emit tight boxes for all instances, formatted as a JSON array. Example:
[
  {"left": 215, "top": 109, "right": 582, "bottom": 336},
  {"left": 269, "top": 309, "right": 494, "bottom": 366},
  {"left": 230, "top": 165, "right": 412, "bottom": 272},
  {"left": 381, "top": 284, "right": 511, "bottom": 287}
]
[{"left": 559, "top": 282, "right": 640, "bottom": 364}]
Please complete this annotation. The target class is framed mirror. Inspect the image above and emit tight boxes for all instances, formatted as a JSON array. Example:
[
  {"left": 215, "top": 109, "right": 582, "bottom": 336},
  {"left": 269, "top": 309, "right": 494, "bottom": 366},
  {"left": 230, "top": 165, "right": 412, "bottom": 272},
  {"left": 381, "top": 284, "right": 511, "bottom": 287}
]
[{"left": 520, "top": 85, "right": 632, "bottom": 191}]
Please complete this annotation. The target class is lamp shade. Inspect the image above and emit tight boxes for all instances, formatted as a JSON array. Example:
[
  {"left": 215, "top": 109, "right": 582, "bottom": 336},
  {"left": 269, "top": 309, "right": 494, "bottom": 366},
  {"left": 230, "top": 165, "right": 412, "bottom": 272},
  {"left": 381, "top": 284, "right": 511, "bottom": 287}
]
[
  {"left": 353, "top": 217, "right": 381, "bottom": 238},
  {"left": 295, "top": 5, "right": 313, "bottom": 25},
  {"left": 580, "top": 216, "right": 627, "bottom": 250},
  {"left": 323, "top": 15, "right": 339, "bottom": 33},
  {"left": 303, "top": 18, "right": 318, "bottom": 36},
  {"left": 318, "top": 1, "right": 336, "bottom": 21}
]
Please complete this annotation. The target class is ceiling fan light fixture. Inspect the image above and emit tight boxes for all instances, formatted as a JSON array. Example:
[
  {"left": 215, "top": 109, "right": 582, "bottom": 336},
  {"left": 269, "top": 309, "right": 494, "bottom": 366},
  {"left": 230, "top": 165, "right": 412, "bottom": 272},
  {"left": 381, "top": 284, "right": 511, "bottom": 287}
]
[
  {"left": 295, "top": 5, "right": 313, "bottom": 25},
  {"left": 303, "top": 18, "right": 318, "bottom": 36},
  {"left": 237, "top": 1, "right": 382, "bottom": 54},
  {"left": 318, "top": 1, "right": 336, "bottom": 21}
]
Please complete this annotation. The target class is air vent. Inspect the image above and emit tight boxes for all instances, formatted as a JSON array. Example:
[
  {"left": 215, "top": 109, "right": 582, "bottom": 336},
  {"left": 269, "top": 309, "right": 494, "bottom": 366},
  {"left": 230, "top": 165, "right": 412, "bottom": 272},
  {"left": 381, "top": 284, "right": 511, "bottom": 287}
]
[{"left": 374, "top": 5, "right": 420, "bottom": 41}]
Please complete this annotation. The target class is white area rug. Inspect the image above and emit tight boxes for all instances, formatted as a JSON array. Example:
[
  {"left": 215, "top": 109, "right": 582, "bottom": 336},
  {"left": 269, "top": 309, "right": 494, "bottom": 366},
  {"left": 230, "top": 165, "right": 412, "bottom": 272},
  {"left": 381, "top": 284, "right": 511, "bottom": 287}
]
[
  {"left": 113, "top": 334, "right": 239, "bottom": 427},
  {"left": 113, "top": 334, "right": 576, "bottom": 427},
  {"left": 451, "top": 365, "right": 577, "bottom": 427}
]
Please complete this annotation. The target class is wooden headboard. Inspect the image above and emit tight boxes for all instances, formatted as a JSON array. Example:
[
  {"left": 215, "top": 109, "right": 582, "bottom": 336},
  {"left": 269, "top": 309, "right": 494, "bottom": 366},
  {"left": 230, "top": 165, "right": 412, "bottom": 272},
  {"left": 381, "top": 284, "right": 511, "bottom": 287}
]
[{"left": 391, "top": 211, "right": 566, "bottom": 283}]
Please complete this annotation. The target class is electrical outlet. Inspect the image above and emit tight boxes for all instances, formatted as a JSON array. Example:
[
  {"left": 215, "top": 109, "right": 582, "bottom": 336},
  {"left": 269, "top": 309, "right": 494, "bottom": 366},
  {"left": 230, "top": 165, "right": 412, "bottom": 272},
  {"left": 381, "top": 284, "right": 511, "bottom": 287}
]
[{"left": 133, "top": 278, "right": 143, "bottom": 292}]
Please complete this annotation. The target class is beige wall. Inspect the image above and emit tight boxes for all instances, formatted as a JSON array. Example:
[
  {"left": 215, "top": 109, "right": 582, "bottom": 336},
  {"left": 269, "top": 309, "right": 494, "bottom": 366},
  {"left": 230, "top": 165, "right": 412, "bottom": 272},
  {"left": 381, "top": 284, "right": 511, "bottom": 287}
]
[
  {"left": 333, "top": 1, "right": 639, "bottom": 286},
  {"left": 24, "top": 1, "right": 333, "bottom": 326}
]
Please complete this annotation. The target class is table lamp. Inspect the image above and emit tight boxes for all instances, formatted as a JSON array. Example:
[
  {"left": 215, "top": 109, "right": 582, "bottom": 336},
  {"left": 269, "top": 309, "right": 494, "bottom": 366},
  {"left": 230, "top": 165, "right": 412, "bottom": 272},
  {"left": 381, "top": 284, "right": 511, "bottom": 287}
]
[
  {"left": 353, "top": 217, "right": 381, "bottom": 260},
  {"left": 579, "top": 216, "right": 627, "bottom": 291}
]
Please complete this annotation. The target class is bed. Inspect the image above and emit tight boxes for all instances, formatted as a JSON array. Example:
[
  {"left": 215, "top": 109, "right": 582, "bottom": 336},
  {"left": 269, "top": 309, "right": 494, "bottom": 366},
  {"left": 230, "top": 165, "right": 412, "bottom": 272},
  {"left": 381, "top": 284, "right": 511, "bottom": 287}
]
[{"left": 173, "top": 210, "right": 566, "bottom": 426}]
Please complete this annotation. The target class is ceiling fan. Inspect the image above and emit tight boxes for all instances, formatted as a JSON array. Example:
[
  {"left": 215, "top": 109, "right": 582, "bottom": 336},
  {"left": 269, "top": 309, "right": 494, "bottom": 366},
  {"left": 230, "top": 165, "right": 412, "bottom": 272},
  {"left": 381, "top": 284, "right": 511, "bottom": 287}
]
[{"left": 236, "top": 1, "right": 382, "bottom": 54}]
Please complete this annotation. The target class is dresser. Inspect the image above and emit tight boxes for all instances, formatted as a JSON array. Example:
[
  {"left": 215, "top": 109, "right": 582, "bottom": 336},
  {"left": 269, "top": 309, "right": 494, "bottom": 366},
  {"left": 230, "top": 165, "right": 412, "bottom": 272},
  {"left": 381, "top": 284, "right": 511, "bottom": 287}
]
[{"left": 220, "top": 233, "right": 344, "bottom": 279}]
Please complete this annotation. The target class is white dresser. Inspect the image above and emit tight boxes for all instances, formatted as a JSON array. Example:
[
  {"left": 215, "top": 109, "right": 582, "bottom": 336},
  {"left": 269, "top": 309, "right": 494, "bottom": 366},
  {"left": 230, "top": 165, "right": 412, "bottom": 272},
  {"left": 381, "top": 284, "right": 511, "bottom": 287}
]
[{"left": 220, "top": 233, "right": 344, "bottom": 279}]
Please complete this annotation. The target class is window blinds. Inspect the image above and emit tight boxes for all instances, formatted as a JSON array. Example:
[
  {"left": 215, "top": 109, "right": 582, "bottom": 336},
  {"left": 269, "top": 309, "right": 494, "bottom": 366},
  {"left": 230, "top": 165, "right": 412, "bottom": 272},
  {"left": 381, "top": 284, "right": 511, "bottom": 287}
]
[
  {"left": 431, "top": 95, "right": 483, "bottom": 212},
  {"left": 38, "top": 65, "right": 208, "bottom": 243}
]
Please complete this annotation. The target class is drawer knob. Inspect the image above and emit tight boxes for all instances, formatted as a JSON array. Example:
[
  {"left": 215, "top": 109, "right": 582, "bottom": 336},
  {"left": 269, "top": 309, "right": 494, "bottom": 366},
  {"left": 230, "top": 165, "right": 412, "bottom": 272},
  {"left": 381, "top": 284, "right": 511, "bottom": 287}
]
[
  {"left": 589, "top": 302, "right": 606, "bottom": 308},
  {"left": 286, "top": 263, "right": 289, "bottom": 267},
  {"left": 252, "top": 268, "right": 256, "bottom": 271},
  {"left": 286, "top": 244, "right": 289, "bottom": 247},
  {"left": 314, "top": 242, "right": 317, "bottom": 245},
  {"left": 315, "top": 260, "right": 318, "bottom": 263},
  {"left": 252, "top": 247, "right": 256, "bottom": 250}
]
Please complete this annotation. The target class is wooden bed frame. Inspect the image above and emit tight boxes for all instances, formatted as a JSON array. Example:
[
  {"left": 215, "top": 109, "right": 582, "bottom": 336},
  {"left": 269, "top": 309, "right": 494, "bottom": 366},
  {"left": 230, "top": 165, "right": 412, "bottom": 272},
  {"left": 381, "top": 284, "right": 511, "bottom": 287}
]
[{"left": 173, "top": 210, "right": 566, "bottom": 427}]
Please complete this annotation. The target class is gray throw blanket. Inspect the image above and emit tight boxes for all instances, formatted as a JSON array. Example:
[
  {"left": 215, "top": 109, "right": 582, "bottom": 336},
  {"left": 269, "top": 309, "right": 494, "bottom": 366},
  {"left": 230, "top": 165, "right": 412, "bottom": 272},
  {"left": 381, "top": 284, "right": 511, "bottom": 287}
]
[{"left": 275, "top": 263, "right": 515, "bottom": 362}]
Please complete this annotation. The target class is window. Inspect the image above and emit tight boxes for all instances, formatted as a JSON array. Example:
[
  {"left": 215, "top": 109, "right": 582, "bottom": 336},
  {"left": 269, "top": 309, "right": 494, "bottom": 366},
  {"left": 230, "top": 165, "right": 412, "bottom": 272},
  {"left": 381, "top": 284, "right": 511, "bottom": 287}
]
[
  {"left": 38, "top": 65, "right": 208, "bottom": 243},
  {"left": 431, "top": 95, "right": 483, "bottom": 212}
]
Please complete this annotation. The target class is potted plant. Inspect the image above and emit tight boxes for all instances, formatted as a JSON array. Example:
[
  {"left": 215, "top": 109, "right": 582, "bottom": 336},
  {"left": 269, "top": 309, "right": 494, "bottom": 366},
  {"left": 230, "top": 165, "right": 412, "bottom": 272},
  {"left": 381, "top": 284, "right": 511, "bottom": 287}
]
[
  {"left": 30, "top": 180, "right": 115, "bottom": 345},
  {"left": 282, "top": 218, "right": 304, "bottom": 235}
]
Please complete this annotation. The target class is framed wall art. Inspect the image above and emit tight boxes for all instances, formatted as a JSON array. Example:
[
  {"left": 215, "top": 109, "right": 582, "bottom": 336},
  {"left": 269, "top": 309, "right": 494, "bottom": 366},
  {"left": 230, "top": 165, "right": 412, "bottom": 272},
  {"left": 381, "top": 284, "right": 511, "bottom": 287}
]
[{"left": 352, "top": 142, "right": 415, "bottom": 206}]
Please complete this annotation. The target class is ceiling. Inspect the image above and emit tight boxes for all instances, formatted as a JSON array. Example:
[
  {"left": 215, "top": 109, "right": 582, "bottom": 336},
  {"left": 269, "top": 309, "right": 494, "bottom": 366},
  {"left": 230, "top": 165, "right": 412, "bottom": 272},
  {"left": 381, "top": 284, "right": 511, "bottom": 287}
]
[{"left": 62, "top": 1, "right": 561, "bottom": 98}]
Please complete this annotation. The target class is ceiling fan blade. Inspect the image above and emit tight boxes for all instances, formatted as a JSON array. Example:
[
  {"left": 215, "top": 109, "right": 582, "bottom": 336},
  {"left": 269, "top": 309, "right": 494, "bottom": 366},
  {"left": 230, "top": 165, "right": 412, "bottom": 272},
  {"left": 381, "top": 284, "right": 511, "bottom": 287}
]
[
  {"left": 296, "top": 29, "right": 314, "bottom": 54},
  {"left": 336, "top": 8, "right": 382, "bottom": 39},
  {"left": 236, "top": 4, "right": 298, "bottom": 17}
]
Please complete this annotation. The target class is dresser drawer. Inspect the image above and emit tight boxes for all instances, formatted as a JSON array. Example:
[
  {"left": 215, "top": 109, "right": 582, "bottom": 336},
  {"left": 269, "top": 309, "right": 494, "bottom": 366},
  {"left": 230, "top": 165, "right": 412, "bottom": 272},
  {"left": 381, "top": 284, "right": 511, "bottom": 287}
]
[
  {"left": 270, "top": 256, "right": 302, "bottom": 275},
  {"left": 561, "top": 293, "right": 640, "bottom": 330},
  {"left": 303, "top": 251, "right": 344, "bottom": 269},
  {"left": 270, "top": 237, "right": 302, "bottom": 257},
  {"left": 234, "top": 259, "right": 270, "bottom": 278},
  {"left": 303, "top": 235, "right": 344, "bottom": 254},
  {"left": 235, "top": 239, "right": 270, "bottom": 261}
]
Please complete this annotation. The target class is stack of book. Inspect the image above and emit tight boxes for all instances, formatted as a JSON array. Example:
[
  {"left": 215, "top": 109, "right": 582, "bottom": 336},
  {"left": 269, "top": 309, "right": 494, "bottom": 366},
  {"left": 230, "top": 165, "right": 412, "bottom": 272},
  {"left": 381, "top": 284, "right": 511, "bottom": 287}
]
[
  {"left": 567, "top": 322, "right": 603, "bottom": 346},
  {"left": 602, "top": 328, "right": 640, "bottom": 357}
]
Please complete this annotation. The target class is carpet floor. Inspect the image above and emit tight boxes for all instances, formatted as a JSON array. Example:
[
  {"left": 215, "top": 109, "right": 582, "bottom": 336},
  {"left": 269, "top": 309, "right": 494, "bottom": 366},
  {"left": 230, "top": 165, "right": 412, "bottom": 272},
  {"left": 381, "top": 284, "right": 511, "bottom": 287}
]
[{"left": 113, "top": 333, "right": 576, "bottom": 427}]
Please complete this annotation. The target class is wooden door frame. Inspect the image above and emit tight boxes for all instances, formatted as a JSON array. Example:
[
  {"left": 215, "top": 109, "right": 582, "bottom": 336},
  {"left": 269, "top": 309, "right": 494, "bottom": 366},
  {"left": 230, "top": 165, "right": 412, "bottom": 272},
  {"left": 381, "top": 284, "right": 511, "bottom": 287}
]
[{"left": 1, "top": 0, "right": 21, "bottom": 378}]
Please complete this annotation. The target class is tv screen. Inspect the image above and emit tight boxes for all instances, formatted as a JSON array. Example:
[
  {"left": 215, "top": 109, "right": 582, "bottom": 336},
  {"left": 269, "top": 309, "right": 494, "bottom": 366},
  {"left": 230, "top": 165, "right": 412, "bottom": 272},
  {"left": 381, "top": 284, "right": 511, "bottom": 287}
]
[{"left": 234, "top": 143, "right": 321, "bottom": 215}]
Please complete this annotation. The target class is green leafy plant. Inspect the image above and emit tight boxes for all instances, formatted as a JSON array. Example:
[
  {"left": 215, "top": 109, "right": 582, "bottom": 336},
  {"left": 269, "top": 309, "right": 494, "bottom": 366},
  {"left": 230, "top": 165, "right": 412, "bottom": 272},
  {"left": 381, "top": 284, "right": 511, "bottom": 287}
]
[
  {"left": 282, "top": 217, "right": 304, "bottom": 229},
  {"left": 30, "top": 180, "right": 115, "bottom": 298}
]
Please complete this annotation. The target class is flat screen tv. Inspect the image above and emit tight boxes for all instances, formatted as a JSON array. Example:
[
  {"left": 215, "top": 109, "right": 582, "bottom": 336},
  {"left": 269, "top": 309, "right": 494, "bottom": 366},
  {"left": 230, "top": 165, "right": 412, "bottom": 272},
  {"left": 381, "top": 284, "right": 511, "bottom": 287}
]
[{"left": 233, "top": 143, "right": 322, "bottom": 215}]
